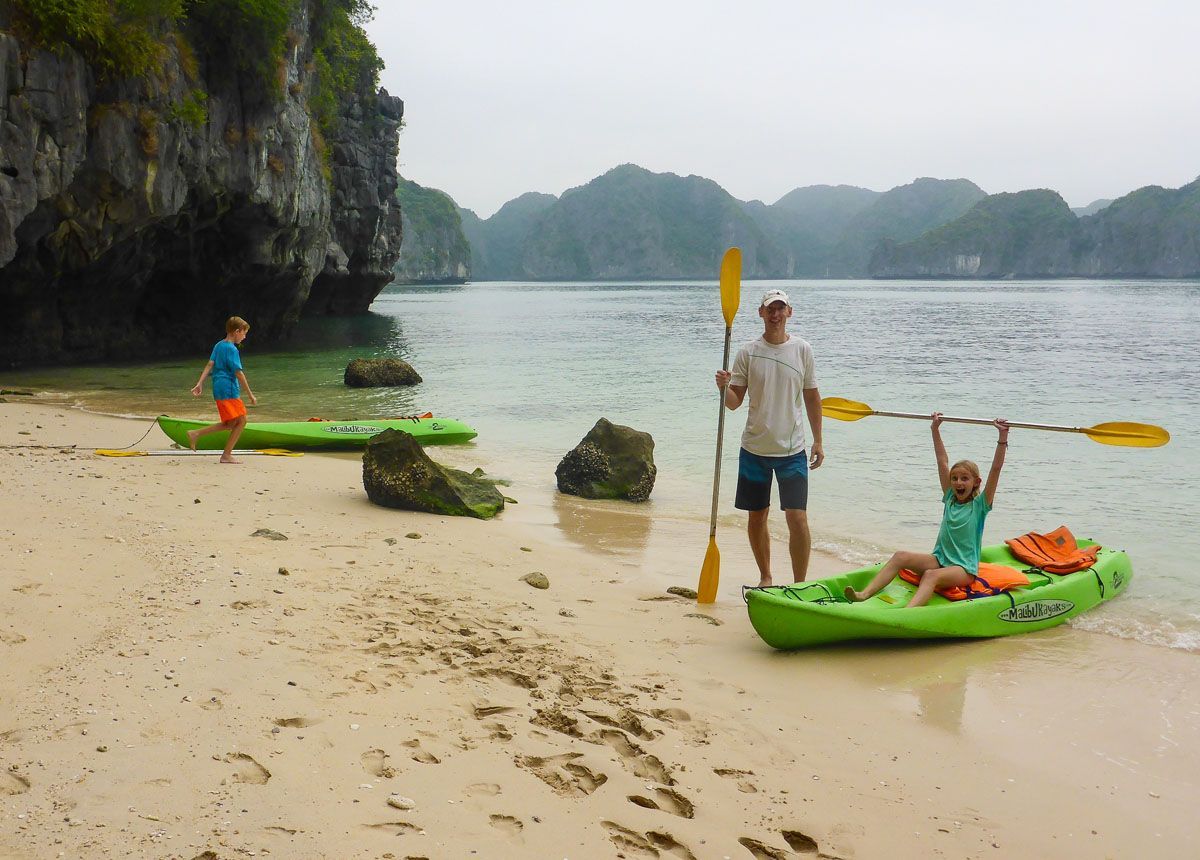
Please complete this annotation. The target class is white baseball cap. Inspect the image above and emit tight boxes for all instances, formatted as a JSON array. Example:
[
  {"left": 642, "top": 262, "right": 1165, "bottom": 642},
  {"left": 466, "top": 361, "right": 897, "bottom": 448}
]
[{"left": 760, "top": 289, "right": 790, "bottom": 307}]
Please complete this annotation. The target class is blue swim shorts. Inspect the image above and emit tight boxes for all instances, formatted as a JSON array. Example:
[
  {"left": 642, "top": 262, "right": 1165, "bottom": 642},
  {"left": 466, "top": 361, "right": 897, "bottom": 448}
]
[{"left": 735, "top": 448, "right": 809, "bottom": 511}]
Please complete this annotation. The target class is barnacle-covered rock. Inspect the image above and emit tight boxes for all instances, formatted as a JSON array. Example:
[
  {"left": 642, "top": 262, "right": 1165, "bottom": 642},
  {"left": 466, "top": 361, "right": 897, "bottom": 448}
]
[
  {"left": 363, "top": 429, "right": 503, "bottom": 519},
  {"left": 555, "top": 418, "right": 656, "bottom": 502}
]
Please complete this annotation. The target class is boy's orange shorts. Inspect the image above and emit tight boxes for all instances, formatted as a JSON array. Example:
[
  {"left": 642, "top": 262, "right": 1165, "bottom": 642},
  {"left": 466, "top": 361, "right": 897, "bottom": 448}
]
[{"left": 216, "top": 398, "right": 247, "bottom": 422}]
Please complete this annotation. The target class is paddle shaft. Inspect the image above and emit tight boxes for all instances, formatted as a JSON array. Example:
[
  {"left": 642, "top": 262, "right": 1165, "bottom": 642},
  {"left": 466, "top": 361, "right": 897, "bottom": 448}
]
[
  {"left": 870, "top": 409, "right": 1107, "bottom": 436},
  {"left": 708, "top": 326, "right": 733, "bottom": 539}
]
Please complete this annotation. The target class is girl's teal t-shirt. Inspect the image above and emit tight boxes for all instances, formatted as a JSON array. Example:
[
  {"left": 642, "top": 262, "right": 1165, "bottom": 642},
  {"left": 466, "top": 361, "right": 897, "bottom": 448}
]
[{"left": 931, "top": 488, "right": 991, "bottom": 574}]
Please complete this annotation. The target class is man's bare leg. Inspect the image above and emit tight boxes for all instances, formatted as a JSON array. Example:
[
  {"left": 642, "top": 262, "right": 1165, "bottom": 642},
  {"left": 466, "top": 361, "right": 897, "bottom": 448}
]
[
  {"left": 784, "top": 508, "right": 810, "bottom": 583},
  {"left": 747, "top": 508, "right": 772, "bottom": 587}
]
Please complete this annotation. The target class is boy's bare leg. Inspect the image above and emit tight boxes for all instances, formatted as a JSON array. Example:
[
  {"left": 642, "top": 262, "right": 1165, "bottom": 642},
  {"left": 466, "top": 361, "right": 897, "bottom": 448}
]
[
  {"left": 187, "top": 421, "right": 230, "bottom": 450},
  {"left": 784, "top": 508, "right": 810, "bottom": 583},
  {"left": 220, "top": 416, "right": 247, "bottom": 464},
  {"left": 747, "top": 508, "right": 772, "bottom": 587}
]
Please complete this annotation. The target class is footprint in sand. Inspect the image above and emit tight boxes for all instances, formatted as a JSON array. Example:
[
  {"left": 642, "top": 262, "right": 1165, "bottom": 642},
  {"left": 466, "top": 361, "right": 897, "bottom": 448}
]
[
  {"left": 1, "top": 771, "right": 30, "bottom": 795},
  {"left": 595, "top": 729, "right": 674, "bottom": 785},
  {"left": 225, "top": 753, "right": 270, "bottom": 785},
  {"left": 362, "top": 820, "right": 421, "bottom": 836},
  {"left": 715, "top": 767, "right": 759, "bottom": 794},
  {"left": 0, "top": 630, "right": 27, "bottom": 645},
  {"left": 602, "top": 821, "right": 698, "bottom": 860},
  {"left": 488, "top": 814, "right": 524, "bottom": 837},
  {"left": 361, "top": 748, "right": 395, "bottom": 778},
  {"left": 738, "top": 837, "right": 791, "bottom": 859},
  {"left": 464, "top": 782, "right": 501, "bottom": 797},
  {"left": 581, "top": 708, "right": 658, "bottom": 740},
  {"left": 627, "top": 787, "right": 694, "bottom": 819},
  {"left": 515, "top": 753, "right": 607, "bottom": 797},
  {"left": 403, "top": 739, "right": 440, "bottom": 764},
  {"left": 782, "top": 830, "right": 820, "bottom": 854},
  {"left": 274, "top": 716, "right": 321, "bottom": 729}
]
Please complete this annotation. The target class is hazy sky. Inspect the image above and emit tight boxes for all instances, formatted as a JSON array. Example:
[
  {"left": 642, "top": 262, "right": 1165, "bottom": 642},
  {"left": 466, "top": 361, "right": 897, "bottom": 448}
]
[{"left": 366, "top": 1, "right": 1199, "bottom": 218}]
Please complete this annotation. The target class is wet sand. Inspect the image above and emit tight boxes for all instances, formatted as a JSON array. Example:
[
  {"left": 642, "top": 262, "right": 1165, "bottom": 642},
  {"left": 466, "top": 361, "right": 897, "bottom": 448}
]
[{"left": 1, "top": 401, "right": 1196, "bottom": 859}]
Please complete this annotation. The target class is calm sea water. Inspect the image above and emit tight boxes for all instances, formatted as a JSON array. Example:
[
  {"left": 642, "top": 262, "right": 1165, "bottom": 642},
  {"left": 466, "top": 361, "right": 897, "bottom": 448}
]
[{"left": 4, "top": 279, "right": 1197, "bottom": 650}]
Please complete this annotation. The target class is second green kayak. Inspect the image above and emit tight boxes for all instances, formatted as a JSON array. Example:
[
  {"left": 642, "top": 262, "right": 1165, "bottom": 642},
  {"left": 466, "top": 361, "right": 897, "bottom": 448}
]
[
  {"left": 157, "top": 415, "right": 478, "bottom": 451},
  {"left": 745, "top": 540, "right": 1130, "bottom": 649}
]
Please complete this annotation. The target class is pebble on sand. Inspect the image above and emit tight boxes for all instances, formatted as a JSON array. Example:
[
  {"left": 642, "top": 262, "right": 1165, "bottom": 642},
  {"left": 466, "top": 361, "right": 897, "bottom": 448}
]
[{"left": 521, "top": 572, "right": 550, "bottom": 589}]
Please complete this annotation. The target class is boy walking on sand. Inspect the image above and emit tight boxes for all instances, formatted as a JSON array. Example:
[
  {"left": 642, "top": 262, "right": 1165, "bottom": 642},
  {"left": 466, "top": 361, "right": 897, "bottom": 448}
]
[
  {"left": 714, "top": 289, "right": 824, "bottom": 586},
  {"left": 188, "top": 316, "right": 257, "bottom": 464}
]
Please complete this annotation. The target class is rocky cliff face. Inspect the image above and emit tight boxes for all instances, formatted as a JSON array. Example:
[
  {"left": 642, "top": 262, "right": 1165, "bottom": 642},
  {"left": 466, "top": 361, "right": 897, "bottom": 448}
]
[
  {"left": 392, "top": 177, "right": 470, "bottom": 284},
  {"left": 0, "top": 3, "right": 402, "bottom": 368}
]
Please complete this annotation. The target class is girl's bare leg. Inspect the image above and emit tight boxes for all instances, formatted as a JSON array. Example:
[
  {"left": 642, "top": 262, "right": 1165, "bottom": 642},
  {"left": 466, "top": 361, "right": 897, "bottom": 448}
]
[
  {"left": 845, "top": 551, "right": 940, "bottom": 602},
  {"left": 907, "top": 566, "right": 973, "bottom": 608}
]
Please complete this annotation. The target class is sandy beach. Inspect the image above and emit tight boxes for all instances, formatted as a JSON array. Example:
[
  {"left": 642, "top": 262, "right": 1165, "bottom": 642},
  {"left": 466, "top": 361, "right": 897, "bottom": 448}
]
[{"left": 1, "top": 400, "right": 1197, "bottom": 860}]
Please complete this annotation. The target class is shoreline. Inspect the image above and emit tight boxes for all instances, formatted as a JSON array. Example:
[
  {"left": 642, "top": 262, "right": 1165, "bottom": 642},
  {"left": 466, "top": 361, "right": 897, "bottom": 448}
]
[{"left": 1, "top": 401, "right": 1197, "bottom": 858}]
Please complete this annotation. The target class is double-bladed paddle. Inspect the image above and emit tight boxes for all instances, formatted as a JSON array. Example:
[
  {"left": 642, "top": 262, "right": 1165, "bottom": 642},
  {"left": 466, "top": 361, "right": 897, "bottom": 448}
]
[
  {"left": 95, "top": 448, "right": 303, "bottom": 457},
  {"left": 822, "top": 397, "right": 1170, "bottom": 448},
  {"left": 697, "top": 247, "right": 742, "bottom": 604}
]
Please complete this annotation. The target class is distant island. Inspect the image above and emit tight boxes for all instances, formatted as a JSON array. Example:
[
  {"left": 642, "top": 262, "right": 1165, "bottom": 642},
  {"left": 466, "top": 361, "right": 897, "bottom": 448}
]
[{"left": 396, "top": 165, "right": 1200, "bottom": 282}]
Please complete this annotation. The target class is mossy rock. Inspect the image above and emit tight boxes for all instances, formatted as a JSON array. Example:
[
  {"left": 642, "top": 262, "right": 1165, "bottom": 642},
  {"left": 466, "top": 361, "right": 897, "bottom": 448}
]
[
  {"left": 556, "top": 418, "right": 656, "bottom": 502},
  {"left": 344, "top": 357, "right": 422, "bottom": 387},
  {"left": 363, "top": 429, "right": 504, "bottom": 519}
]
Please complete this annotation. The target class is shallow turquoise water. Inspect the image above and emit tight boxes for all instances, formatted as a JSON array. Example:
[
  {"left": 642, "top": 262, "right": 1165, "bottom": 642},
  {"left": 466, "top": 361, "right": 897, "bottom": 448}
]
[{"left": 4, "top": 278, "right": 1197, "bottom": 650}]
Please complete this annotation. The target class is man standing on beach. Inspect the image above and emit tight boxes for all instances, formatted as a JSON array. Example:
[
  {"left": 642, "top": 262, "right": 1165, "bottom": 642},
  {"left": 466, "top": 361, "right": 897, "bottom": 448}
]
[{"left": 714, "top": 289, "right": 823, "bottom": 586}]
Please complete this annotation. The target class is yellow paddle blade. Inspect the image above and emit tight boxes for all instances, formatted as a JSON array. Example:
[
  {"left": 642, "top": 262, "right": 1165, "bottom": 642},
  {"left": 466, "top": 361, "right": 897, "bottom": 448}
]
[
  {"left": 256, "top": 448, "right": 305, "bottom": 456},
  {"left": 719, "top": 247, "right": 741, "bottom": 328},
  {"left": 1083, "top": 422, "right": 1171, "bottom": 448},
  {"left": 821, "top": 396, "right": 874, "bottom": 422},
  {"left": 94, "top": 449, "right": 147, "bottom": 457},
  {"left": 697, "top": 538, "right": 720, "bottom": 604}
]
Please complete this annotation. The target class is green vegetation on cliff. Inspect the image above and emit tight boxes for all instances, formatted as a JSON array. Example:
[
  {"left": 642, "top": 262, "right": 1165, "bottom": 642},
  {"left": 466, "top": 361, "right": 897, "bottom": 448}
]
[
  {"left": 393, "top": 178, "right": 472, "bottom": 284},
  {"left": 870, "top": 179, "right": 1200, "bottom": 278},
  {"left": 9, "top": 0, "right": 380, "bottom": 134}
]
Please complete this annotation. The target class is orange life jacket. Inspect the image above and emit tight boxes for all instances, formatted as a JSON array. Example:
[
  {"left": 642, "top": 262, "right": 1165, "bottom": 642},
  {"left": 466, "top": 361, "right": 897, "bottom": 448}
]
[
  {"left": 898, "top": 563, "right": 1030, "bottom": 601},
  {"left": 1005, "top": 526, "right": 1100, "bottom": 574}
]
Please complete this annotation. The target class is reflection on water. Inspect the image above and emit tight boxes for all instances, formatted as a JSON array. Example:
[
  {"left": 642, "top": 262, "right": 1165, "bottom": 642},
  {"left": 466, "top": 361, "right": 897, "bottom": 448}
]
[{"left": 551, "top": 493, "right": 653, "bottom": 556}]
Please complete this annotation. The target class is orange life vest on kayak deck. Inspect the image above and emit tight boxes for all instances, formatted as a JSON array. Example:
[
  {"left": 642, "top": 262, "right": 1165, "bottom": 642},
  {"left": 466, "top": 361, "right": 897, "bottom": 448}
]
[
  {"left": 898, "top": 563, "right": 1030, "bottom": 601},
  {"left": 1005, "top": 526, "right": 1101, "bottom": 574}
]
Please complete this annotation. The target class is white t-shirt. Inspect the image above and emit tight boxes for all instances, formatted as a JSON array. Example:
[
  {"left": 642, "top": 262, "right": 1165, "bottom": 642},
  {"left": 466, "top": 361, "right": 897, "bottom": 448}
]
[{"left": 729, "top": 334, "right": 818, "bottom": 457}]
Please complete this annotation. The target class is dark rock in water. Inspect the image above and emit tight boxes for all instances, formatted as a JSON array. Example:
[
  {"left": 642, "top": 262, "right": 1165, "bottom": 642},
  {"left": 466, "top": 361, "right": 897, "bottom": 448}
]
[
  {"left": 556, "top": 418, "right": 656, "bottom": 502},
  {"left": 363, "top": 429, "right": 504, "bottom": 519},
  {"left": 344, "top": 357, "right": 422, "bottom": 387}
]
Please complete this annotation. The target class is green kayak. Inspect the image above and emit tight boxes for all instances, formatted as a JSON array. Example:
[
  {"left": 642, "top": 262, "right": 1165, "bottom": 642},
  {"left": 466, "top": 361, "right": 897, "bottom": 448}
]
[
  {"left": 745, "top": 540, "right": 1130, "bottom": 649},
  {"left": 157, "top": 415, "right": 478, "bottom": 451}
]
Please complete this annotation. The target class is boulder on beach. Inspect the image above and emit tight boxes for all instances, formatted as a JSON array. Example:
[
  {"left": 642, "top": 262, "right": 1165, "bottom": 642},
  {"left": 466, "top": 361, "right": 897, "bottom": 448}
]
[
  {"left": 344, "top": 357, "right": 422, "bottom": 387},
  {"left": 363, "top": 429, "right": 504, "bottom": 519},
  {"left": 556, "top": 418, "right": 656, "bottom": 502}
]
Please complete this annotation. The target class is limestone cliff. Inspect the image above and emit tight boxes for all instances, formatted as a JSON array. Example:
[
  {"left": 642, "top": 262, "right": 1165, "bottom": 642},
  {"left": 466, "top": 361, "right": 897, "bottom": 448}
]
[
  {"left": 0, "top": 2, "right": 402, "bottom": 368},
  {"left": 392, "top": 177, "right": 470, "bottom": 284},
  {"left": 870, "top": 180, "right": 1200, "bottom": 278}
]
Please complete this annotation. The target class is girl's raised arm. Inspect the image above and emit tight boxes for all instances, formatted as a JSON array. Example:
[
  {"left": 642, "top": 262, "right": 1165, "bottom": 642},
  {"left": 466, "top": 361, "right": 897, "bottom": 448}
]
[
  {"left": 983, "top": 419, "right": 1010, "bottom": 506},
  {"left": 932, "top": 413, "right": 950, "bottom": 494}
]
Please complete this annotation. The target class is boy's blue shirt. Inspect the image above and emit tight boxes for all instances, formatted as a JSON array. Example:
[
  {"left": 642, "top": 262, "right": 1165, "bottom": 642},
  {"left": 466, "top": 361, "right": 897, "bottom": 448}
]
[
  {"left": 209, "top": 340, "right": 243, "bottom": 400},
  {"left": 931, "top": 488, "right": 991, "bottom": 575}
]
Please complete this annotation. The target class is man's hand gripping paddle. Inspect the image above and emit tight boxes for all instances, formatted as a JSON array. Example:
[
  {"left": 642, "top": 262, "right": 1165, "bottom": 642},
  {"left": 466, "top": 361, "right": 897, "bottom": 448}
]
[{"left": 697, "top": 248, "right": 742, "bottom": 604}]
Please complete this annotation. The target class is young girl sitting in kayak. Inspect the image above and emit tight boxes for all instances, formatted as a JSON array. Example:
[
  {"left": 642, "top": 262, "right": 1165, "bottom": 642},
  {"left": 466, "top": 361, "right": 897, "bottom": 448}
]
[{"left": 844, "top": 413, "right": 1010, "bottom": 608}]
